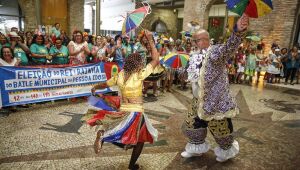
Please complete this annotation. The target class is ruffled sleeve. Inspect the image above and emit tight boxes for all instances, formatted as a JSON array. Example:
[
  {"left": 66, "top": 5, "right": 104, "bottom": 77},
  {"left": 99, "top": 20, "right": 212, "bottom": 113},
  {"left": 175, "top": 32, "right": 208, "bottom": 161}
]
[{"left": 137, "top": 63, "right": 154, "bottom": 80}]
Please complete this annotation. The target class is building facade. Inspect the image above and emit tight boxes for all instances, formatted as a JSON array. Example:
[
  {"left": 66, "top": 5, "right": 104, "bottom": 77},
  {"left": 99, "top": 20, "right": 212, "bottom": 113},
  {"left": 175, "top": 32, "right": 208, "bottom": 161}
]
[
  {"left": 1, "top": 0, "right": 299, "bottom": 52},
  {"left": 183, "top": 0, "right": 300, "bottom": 52},
  {"left": 17, "top": 0, "right": 84, "bottom": 36}
]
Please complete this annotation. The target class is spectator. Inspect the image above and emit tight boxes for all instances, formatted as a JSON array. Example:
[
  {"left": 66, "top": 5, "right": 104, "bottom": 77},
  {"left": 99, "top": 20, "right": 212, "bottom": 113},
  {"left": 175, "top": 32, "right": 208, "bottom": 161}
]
[
  {"left": 227, "top": 56, "right": 236, "bottom": 84},
  {"left": 167, "top": 42, "right": 176, "bottom": 53},
  {"left": 244, "top": 46, "right": 257, "bottom": 84},
  {"left": 280, "top": 48, "right": 288, "bottom": 78},
  {"left": 159, "top": 43, "right": 168, "bottom": 56},
  {"left": 17, "top": 31, "right": 25, "bottom": 41},
  {"left": 9, "top": 32, "right": 30, "bottom": 66},
  {"left": 30, "top": 34, "right": 49, "bottom": 65},
  {"left": 49, "top": 38, "right": 69, "bottom": 65},
  {"left": 85, "top": 34, "right": 94, "bottom": 63},
  {"left": 0, "top": 46, "right": 20, "bottom": 111},
  {"left": 25, "top": 31, "right": 33, "bottom": 47},
  {"left": 161, "top": 42, "right": 176, "bottom": 93},
  {"left": 91, "top": 36, "right": 107, "bottom": 62},
  {"left": 44, "top": 35, "right": 53, "bottom": 51},
  {"left": 267, "top": 48, "right": 281, "bottom": 83},
  {"left": 285, "top": 46, "right": 300, "bottom": 85},
  {"left": 68, "top": 31, "right": 90, "bottom": 65},
  {"left": 268, "top": 46, "right": 276, "bottom": 58},
  {"left": 185, "top": 42, "right": 192, "bottom": 54},
  {"left": 271, "top": 40, "right": 280, "bottom": 49},
  {"left": 175, "top": 39, "right": 185, "bottom": 52},
  {"left": 0, "top": 46, "right": 20, "bottom": 66},
  {"left": 0, "top": 33, "right": 10, "bottom": 49},
  {"left": 255, "top": 47, "right": 267, "bottom": 84},
  {"left": 51, "top": 23, "right": 61, "bottom": 38},
  {"left": 106, "top": 37, "right": 115, "bottom": 61},
  {"left": 257, "top": 38, "right": 265, "bottom": 53},
  {"left": 235, "top": 47, "right": 245, "bottom": 84},
  {"left": 60, "top": 30, "right": 70, "bottom": 46},
  {"left": 113, "top": 35, "right": 124, "bottom": 68},
  {"left": 122, "top": 36, "right": 133, "bottom": 58},
  {"left": 10, "top": 27, "right": 18, "bottom": 33}
]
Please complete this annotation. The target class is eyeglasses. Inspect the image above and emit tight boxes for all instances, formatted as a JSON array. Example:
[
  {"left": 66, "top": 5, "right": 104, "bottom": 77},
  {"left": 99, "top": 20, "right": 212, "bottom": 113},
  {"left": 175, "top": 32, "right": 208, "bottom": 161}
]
[{"left": 193, "top": 38, "right": 208, "bottom": 43}]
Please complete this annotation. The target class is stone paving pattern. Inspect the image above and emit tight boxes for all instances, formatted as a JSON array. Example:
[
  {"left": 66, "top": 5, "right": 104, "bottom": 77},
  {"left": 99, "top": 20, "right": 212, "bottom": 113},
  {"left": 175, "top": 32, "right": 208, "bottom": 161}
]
[{"left": 0, "top": 84, "right": 300, "bottom": 170}]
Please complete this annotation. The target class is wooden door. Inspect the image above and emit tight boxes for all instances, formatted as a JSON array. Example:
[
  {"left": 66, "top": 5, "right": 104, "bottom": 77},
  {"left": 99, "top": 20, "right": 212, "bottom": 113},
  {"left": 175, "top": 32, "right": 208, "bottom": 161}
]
[{"left": 41, "top": 0, "right": 68, "bottom": 34}]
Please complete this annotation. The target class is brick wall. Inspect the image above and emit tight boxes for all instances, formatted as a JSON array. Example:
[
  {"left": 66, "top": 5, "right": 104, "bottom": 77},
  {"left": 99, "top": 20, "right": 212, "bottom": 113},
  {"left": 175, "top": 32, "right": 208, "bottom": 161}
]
[
  {"left": 141, "top": 8, "right": 178, "bottom": 39},
  {"left": 249, "top": 0, "right": 299, "bottom": 52},
  {"left": 183, "top": 0, "right": 299, "bottom": 54}
]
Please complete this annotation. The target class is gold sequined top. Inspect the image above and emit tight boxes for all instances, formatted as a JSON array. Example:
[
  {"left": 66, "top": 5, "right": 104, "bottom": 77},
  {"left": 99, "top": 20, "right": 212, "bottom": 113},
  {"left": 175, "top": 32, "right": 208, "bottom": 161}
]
[{"left": 106, "top": 63, "right": 154, "bottom": 112}]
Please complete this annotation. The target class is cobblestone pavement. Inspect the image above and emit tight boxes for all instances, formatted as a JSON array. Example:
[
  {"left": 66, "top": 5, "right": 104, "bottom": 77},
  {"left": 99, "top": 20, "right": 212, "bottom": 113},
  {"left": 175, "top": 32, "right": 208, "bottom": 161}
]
[{"left": 0, "top": 84, "right": 300, "bottom": 170}]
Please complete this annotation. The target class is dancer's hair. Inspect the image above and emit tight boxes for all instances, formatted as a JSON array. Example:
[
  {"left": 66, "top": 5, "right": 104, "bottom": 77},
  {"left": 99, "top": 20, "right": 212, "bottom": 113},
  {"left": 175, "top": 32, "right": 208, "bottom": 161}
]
[
  {"left": 123, "top": 53, "right": 144, "bottom": 75},
  {"left": 194, "top": 29, "right": 210, "bottom": 39}
]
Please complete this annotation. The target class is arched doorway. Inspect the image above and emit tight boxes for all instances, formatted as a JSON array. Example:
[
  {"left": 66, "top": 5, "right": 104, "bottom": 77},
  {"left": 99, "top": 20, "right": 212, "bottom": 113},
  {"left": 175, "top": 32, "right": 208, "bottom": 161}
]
[{"left": 151, "top": 18, "right": 167, "bottom": 34}]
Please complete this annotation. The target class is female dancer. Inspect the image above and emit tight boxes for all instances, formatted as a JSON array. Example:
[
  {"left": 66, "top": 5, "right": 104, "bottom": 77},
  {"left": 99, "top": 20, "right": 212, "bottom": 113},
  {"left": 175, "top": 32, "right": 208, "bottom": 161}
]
[{"left": 82, "top": 31, "right": 159, "bottom": 170}]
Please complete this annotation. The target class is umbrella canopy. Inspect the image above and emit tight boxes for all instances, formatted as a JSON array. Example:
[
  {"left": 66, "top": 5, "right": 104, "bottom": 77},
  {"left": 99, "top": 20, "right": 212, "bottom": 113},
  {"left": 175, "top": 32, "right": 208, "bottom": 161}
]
[
  {"left": 163, "top": 53, "right": 190, "bottom": 68},
  {"left": 122, "top": 5, "right": 151, "bottom": 34},
  {"left": 226, "top": 0, "right": 273, "bottom": 18},
  {"left": 246, "top": 35, "right": 261, "bottom": 41},
  {"left": 180, "top": 31, "right": 192, "bottom": 37}
]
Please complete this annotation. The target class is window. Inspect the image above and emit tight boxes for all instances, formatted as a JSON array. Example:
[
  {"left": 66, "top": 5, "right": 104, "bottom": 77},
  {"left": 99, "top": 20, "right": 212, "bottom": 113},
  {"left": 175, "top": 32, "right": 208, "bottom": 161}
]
[{"left": 0, "top": 0, "right": 24, "bottom": 34}]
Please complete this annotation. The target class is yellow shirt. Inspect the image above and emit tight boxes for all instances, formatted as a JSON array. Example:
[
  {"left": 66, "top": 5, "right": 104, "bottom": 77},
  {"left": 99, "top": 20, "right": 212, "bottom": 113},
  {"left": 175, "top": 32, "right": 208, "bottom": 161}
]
[{"left": 106, "top": 63, "right": 154, "bottom": 112}]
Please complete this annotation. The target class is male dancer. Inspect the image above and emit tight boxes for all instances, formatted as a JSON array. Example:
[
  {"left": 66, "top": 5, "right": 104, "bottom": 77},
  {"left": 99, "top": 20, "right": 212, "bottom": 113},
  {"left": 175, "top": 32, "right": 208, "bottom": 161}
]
[{"left": 182, "top": 13, "right": 249, "bottom": 162}]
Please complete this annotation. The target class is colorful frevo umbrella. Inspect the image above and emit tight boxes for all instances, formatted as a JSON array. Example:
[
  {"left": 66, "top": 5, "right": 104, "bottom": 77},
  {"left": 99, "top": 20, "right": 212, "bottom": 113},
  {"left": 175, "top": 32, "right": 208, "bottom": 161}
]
[
  {"left": 163, "top": 53, "right": 190, "bottom": 69},
  {"left": 226, "top": 0, "right": 273, "bottom": 18},
  {"left": 122, "top": 4, "right": 151, "bottom": 34}
]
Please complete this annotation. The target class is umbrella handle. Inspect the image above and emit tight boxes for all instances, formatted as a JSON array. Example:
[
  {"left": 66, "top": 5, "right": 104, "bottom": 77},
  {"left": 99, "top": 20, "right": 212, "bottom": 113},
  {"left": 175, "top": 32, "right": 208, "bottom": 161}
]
[{"left": 141, "top": 2, "right": 152, "bottom": 15}]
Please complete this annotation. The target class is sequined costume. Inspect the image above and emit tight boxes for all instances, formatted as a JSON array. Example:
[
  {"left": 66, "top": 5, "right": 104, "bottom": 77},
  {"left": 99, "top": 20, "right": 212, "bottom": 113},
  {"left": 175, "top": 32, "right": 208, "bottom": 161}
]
[
  {"left": 82, "top": 63, "right": 158, "bottom": 145},
  {"left": 182, "top": 31, "right": 243, "bottom": 161}
]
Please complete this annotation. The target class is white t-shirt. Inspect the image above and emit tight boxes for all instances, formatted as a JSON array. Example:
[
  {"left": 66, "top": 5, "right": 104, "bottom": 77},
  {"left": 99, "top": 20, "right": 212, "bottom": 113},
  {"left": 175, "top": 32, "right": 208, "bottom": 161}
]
[{"left": 0, "top": 58, "right": 18, "bottom": 66}]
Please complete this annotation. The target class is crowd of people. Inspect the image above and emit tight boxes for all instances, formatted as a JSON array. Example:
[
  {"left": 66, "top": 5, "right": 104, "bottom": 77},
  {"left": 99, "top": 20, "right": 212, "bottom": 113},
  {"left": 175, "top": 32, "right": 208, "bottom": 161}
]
[
  {"left": 0, "top": 23, "right": 195, "bottom": 97},
  {"left": 226, "top": 40, "right": 300, "bottom": 85},
  {"left": 1, "top": 23, "right": 300, "bottom": 94}
]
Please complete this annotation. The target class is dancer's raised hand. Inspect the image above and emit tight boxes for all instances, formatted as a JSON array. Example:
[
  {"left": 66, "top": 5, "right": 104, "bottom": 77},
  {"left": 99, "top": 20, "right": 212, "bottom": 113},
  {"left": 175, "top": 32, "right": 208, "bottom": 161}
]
[{"left": 237, "top": 13, "right": 249, "bottom": 32}]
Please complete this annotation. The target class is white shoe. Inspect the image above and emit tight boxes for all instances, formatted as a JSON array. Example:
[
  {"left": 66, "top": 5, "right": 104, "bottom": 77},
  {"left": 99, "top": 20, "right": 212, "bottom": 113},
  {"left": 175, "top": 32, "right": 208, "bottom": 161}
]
[
  {"left": 216, "top": 157, "right": 228, "bottom": 162},
  {"left": 181, "top": 151, "right": 202, "bottom": 158}
]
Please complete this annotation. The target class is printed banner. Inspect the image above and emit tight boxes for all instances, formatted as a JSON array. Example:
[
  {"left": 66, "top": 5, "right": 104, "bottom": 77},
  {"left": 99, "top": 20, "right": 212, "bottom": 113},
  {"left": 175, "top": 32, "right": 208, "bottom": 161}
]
[{"left": 0, "top": 62, "right": 119, "bottom": 107}]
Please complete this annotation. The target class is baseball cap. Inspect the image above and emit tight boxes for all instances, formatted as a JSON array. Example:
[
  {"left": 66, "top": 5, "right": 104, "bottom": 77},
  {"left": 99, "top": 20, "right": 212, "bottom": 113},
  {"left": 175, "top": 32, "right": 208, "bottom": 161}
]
[{"left": 9, "top": 32, "right": 20, "bottom": 37}]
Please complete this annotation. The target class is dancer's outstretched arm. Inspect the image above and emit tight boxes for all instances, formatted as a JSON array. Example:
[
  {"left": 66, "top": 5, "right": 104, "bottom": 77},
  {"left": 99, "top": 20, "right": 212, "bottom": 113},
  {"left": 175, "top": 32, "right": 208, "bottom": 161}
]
[{"left": 145, "top": 30, "right": 159, "bottom": 68}]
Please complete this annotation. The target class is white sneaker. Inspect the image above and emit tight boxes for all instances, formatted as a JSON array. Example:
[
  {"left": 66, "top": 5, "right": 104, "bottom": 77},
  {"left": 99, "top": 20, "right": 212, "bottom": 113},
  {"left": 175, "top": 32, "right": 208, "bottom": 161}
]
[
  {"left": 216, "top": 157, "right": 228, "bottom": 162},
  {"left": 181, "top": 151, "right": 202, "bottom": 158}
]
